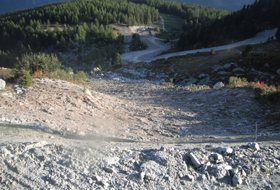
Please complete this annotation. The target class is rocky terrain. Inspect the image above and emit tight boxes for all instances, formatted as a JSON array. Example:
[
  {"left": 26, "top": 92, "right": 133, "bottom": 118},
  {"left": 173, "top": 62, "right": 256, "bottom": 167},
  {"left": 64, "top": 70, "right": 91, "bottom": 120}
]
[{"left": 0, "top": 75, "right": 280, "bottom": 189}]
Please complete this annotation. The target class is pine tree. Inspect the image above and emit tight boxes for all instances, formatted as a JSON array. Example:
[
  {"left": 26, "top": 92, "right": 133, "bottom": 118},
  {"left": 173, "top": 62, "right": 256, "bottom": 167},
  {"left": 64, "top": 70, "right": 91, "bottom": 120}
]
[{"left": 111, "top": 52, "right": 122, "bottom": 66}]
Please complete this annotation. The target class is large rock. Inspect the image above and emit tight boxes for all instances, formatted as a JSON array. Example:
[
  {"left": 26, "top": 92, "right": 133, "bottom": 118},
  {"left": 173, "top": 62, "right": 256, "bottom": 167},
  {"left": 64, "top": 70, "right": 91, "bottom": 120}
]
[
  {"left": 217, "top": 71, "right": 231, "bottom": 75},
  {"left": 213, "top": 82, "right": 224, "bottom": 88},
  {"left": 248, "top": 142, "right": 260, "bottom": 151},
  {"left": 189, "top": 152, "right": 202, "bottom": 168},
  {"left": 212, "top": 65, "right": 224, "bottom": 72},
  {"left": 0, "top": 79, "right": 6, "bottom": 89},
  {"left": 232, "top": 68, "right": 245, "bottom": 73},
  {"left": 277, "top": 69, "right": 280, "bottom": 76}
]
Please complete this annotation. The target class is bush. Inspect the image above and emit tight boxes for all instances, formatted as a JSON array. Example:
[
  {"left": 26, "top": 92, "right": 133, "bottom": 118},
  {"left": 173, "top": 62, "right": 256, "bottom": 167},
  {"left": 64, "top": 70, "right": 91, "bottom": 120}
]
[
  {"left": 16, "top": 53, "right": 61, "bottom": 74},
  {"left": 210, "top": 48, "right": 215, "bottom": 55},
  {"left": 21, "top": 71, "right": 33, "bottom": 87},
  {"left": 111, "top": 53, "right": 122, "bottom": 66},
  {"left": 227, "top": 76, "right": 248, "bottom": 88},
  {"left": 242, "top": 44, "right": 253, "bottom": 57}
]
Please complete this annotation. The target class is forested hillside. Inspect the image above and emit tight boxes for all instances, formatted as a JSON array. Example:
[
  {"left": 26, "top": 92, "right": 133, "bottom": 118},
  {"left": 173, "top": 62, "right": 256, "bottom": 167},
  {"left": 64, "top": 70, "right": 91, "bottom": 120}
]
[
  {"left": 177, "top": 0, "right": 280, "bottom": 50},
  {"left": 130, "top": 0, "right": 229, "bottom": 28},
  {"left": 0, "top": 0, "right": 159, "bottom": 67}
]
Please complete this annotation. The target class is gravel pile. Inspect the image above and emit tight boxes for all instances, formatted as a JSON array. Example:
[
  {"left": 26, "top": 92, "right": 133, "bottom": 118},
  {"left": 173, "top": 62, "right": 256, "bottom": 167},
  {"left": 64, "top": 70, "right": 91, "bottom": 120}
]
[{"left": 1, "top": 137, "right": 279, "bottom": 189}]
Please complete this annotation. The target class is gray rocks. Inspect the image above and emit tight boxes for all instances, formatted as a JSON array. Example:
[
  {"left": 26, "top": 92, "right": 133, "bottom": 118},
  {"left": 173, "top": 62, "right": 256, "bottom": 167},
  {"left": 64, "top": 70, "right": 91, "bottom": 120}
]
[
  {"left": 213, "top": 82, "right": 224, "bottom": 88},
  {"left": 216, "top": 147, "right": 233, "bottom": 154},
  {"left": 0, "top": 79, "right": 5, "bottom": 89}
]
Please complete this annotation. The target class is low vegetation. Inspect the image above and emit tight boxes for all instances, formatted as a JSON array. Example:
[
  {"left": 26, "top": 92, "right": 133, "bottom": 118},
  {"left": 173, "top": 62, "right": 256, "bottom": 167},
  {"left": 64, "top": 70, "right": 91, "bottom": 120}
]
[{"left": 226, "top": 76, "right": 280, "bottom": 103}]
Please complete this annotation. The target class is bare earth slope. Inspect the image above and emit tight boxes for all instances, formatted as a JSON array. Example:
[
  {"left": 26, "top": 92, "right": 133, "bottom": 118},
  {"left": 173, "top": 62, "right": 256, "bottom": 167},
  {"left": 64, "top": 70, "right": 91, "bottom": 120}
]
[
  {"left": 0, "top": 78, "right": 280, "bottom": 189},
  {"left": 0, "top": 78, "right": 275, "bottom": 142}
]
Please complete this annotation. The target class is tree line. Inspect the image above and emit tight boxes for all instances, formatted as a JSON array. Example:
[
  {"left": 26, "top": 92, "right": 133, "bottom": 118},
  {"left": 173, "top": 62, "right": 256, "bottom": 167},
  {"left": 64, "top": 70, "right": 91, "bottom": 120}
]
[
  {"left": 0, "top": 0, "right": 160, "bottom": 67},
  {"left": 177, "top": 0, "right": 280, "bottom": 50},
  {"left": 129, "top": 0, "right": 229, "bottom": 29}
]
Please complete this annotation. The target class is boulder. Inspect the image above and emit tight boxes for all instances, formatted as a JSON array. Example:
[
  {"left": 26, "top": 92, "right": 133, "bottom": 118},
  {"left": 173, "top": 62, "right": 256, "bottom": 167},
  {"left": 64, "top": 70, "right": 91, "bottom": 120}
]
[
  {"left": 248, "top": 142, "right": 260, "bottom": 151},
  {"left": 232, "top": 68, "right": 245, "bottom": 73},
  {"left": 223, "top": 63, "right": 231, "bottom": 69},
  {"left": 277, "top": 69, "right": 280, "bottom": 76},
  {"left": 198, "top": 73, "right": 206, "bottom": 78},
  {"left": 212, "top": 65, "right": 224, "bottom": 72},
  {"left": 0, "top": 79, "right": 6, "bottom": 89},
  {"left": 213, "top": 82, "right": 224, "bottom": 88},
  {"left": 198, "top": 77, "right": 211, "bottom": 85},
  {"left": 217, "top": 71, "right": 231, "bottom": 75},
  {"left": 189, "top": 152, "right": 202, "bottom": 168}
]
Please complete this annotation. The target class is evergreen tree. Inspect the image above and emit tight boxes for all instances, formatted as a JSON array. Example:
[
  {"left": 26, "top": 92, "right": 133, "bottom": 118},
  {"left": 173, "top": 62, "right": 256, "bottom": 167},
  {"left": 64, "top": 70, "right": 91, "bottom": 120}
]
[{"left": 111, "top": 52, "right": 122, "bottom": 66}]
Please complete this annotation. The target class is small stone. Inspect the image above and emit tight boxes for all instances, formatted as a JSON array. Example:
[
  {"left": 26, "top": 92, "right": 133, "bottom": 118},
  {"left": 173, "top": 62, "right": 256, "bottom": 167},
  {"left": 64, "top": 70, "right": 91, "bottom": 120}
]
[
  {"left": 93, "top": 175, "right": 101, "bottom": 181},
  {"left": 261, "top": 165, "right": 269, "bottom": 172},
  {"left": 140, "top": 172, "right": 145, "bottom": 180},
  {"left": 103, "top": 167, "right": 114, "bottom": 173},
  {"left": 105, "top": 157, "right": 120, "bottom": 166},
  {"left": 180, "top": 180, "right": 186, "bottom": 185},
  {"left": 160, "top": 146, "right": 166, "bottom": 151},
  {"left": 248, "top": 142, "right": 260, "bottom": 151},
  {"left": 189, "top": 152, "right": 202, "bottom": 168},
  {"left": 198, "top": 174, "right": 207, "bottom": 181},
  {"left": 210, "top": 153, "right": 223, "bottom": 163},
  {"left": 230, "top": 168, "right": 239, "bottom": 175},
  {"left": 178, "top": 171, "right": 184, "bottom": 179},
  {"left": 205, "top": 172, "right": 210, "bottom": 180},
  {"left": 186, "top": 174, "right": 194, "bottom": 182},
  {"left": 216, "top": 147, "right": 233, "bottom": 154},
  {"left": 84, "top": 89, "right": 92, "bottom": 97},
  {"left": 232, "top": 173, "right": 242, "bottom": 186},
  {"left": 0, "top": 79, "right": 6, "bottom": 89},
  {"left": 100, "top": 180, "right": 109, "bottom": 187}
]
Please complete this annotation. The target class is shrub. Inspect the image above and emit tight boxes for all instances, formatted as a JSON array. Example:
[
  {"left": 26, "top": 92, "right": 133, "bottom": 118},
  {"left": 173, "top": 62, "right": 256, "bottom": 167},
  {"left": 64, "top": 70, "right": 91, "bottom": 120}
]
[
  {"left": 210, "top": 48, "right": 215, "bottom": 55},
  {"left": 242, "top": 44, "right": 253, "bottom": 57},
  {"left": 16, "top": 53, "right": 61, "bottom": 74},
  {"left": 21, "top": 71, "right": 33, "bottom": 87},
  {"left": 162, "top": 82, "right": 174, "bottom": 88},
  {"left": 227, "top": 76, "right": 248, "bottom": 88}
]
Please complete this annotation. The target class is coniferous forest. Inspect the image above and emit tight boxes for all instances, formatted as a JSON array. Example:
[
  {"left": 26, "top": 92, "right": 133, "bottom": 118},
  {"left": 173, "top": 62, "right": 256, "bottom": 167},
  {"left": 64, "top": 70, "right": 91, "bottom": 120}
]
[
  {"left": 177, "top": 0, "right": 280, "bottom": 50},
  {"left": 0, "top": 0, "right": 279, "bottom": 68}
]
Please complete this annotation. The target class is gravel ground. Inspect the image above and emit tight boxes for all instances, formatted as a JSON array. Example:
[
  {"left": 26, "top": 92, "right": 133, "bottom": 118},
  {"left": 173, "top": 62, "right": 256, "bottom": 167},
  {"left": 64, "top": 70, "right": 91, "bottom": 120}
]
[{"left": 1, "top": 78, "right": 280, "bottom": 189}]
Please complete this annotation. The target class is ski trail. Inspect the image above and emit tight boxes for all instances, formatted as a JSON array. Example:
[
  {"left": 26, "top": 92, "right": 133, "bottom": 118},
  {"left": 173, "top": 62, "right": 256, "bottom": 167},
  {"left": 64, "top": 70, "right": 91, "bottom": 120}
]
[{"left": 160, "top": 16, "right": 165, "bottom": 30}]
